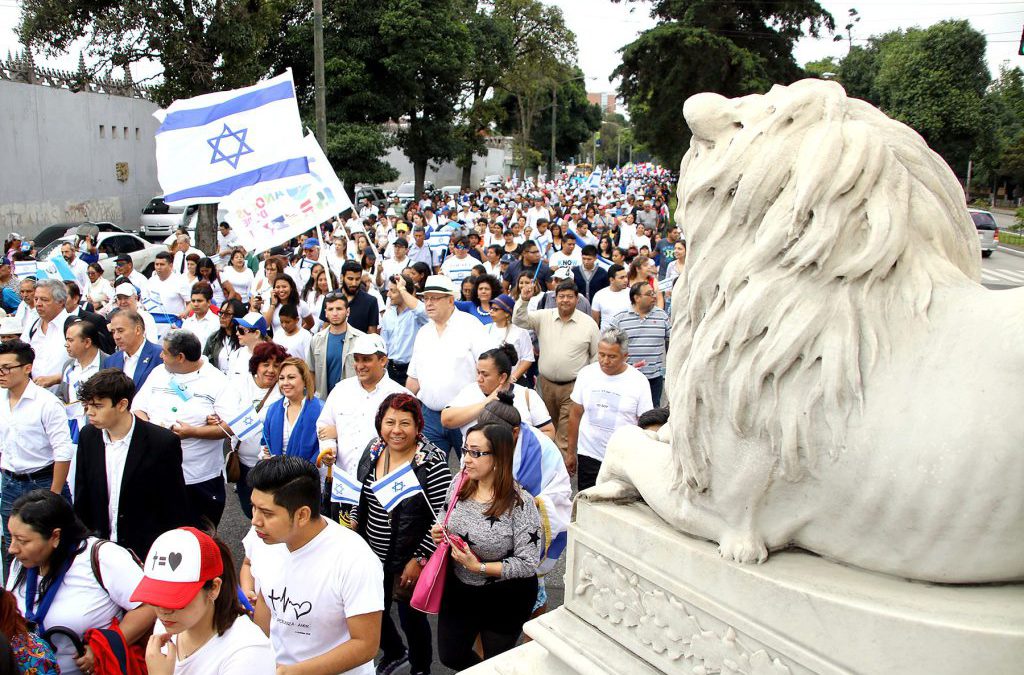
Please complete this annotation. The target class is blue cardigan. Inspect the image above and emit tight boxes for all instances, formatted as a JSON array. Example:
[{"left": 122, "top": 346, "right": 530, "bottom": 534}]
[{"left": 262, "top": 397, "right": 324, "bottom": 464}]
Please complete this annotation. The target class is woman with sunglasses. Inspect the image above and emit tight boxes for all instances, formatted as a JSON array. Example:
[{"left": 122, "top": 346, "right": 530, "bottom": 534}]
[
  {"left": 431, "top": 423, "right": 541, "bottom": 670},
  {"left": 227, "top": 313, "right": 272, "bottom": 377},
  {"left": 351, "top": 394, "right": 451, "bottom": 675},
  {"left": 203, "top": 298, "right": 246, "bottom": 374}
]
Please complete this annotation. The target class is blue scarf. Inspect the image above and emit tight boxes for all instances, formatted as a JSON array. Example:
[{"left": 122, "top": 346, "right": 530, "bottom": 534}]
[
  {"left": 262, "top": 397, "right": 324, "bottom": 464},
  {"left": 24, "top": 556, "right": 75, "bottom": 632}
]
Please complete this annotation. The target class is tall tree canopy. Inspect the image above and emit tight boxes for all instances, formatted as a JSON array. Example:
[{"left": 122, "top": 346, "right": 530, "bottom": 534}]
[{"left": 613, "top": 0, "right": 834, "bottom": 168}]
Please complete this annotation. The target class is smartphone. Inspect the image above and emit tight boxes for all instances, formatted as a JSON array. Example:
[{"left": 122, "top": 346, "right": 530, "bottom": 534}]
[{"left": 445, "top": 530, "right": 467, "bottom": 551}]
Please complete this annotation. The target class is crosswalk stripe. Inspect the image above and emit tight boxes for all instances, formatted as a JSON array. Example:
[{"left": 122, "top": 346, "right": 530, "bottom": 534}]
[{"left": 982, "top": 268, "right": 1024, "bottom": 283}]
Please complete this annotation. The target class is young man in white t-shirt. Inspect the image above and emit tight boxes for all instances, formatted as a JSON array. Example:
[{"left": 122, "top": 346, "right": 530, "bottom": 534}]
[
  {"left": 249, "top": 456, "right": 383, "bottom": 675},
  {"left": 439, "top": 234, "right": 478, "bottom": 284},
  {"left": 548, "top": 235, "right": 582, "bottom": 270},
  {"left": 591, "top": 264, "right": 631, "bottom": 327},
  {"left": 567, "top": 328, "right": 653, "bottom": 492},
  {"left": 273, "top": 304, "right": 313, "bottom": 360}
]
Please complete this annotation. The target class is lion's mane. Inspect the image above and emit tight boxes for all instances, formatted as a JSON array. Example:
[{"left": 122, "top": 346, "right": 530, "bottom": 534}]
[{"left": 669, "top": 79, "right": 980, "bottom": 489}]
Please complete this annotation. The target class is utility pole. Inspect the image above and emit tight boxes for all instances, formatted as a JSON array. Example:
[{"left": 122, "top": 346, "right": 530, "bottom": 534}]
[
  {"left": 965, "top": 159, "right": 973, "bottom": 203},
  {"left": 617, "top": 134, "right": 621, "bottom": 169},
  {"left": 549, "top": 85, "right": 557, "bottom": 181},
  {"left": 313, "top": 0, "right": 327, "bottom": 148}
]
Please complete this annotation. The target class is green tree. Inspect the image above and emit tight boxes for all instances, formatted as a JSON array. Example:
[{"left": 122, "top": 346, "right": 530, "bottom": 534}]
[
  {"left": 612, "top": 0, "right": 834, "bottom": 168},
  {"left": 804, "top": 56, "right": 840, "bottom": 79},
  {"left": 869, "top": 21, "right": 992, "bottom": 179}
]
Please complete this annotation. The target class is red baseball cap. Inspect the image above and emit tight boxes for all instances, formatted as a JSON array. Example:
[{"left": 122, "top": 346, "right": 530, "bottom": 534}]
[{"left": 131, "top": 527, "right": 223, "bottom": 610}]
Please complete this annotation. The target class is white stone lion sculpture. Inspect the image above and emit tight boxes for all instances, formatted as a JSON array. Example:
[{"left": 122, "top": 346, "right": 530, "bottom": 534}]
[{"left": 587, "top": 78, "right": 1024, "bottom": 583}]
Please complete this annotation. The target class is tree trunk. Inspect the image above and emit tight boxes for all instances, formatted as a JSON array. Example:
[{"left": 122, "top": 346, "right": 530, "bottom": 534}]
[
  {"left": 414, "top": 160, "right": 427, "bottom": 198},
  {"left": 196, "top": 204, "right": 218, "bottom": 256},
  {"left": 461, "top": 158, "right": 473, "bottom": 190}
]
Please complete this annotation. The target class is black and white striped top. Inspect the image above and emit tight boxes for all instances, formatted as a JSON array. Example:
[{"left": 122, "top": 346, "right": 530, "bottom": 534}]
[{"left": 362, "top": 442, "right": 452, "bottom": 565}]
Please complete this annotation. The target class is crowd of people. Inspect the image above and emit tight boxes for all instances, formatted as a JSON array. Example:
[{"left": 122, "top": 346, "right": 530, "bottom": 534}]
[{"left": 0, "top": 165, "right": 681, "bottom": 674}]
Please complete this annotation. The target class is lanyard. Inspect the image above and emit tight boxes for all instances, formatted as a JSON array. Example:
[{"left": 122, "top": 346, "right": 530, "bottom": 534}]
[{"left": 24, "top": 556, "right": 74, "bottom": 632}]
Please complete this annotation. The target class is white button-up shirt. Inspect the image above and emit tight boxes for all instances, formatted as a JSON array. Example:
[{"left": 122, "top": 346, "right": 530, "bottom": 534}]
[
  {"left": 316, "top": 375, "right": 411, "bottom": 475},
  {"left": 408, "top": 310, "right": 487, "bottom": 411},
  {"left": 102, "top": 416, "right": 135, "bottom": 542},
  {"left": 121, "top": 341, "right": 146, "bottom": 381},
  {"left": 0, "top": 380, "right": 74, "bottom": 473},
  {"left": 64, "top": 350, "right": 103, "bottom": 428}
]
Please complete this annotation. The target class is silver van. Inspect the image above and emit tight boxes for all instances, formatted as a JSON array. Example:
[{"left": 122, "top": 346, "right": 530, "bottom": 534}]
[{"left": 969, "top": 208, "right": 998, "bottom": 258}]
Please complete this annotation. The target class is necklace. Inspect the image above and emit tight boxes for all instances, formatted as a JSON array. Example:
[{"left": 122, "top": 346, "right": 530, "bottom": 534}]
[{"left": 177, "top": 628, "right": 216, "bottom": 660}]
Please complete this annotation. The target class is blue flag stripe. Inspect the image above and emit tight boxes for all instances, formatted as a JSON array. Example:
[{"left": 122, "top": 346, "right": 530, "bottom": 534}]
[
  {"left": 335, "top": 473, "right": 362, "bottom": 493},
  {"left": 235, "top": 420, "right": 263, "bottom": 440},
  {"left": 380, "top": 485, "right": 424, "bottom": 511},
  {"left": 158, "top": 80, "right": 296, "bottom": 132},
  {"left": 372, "top": 462, "right": 415, "bottom": 492},
  {"left": 227, "top": 406, "right": 257, "bottom": 428},
  {"left": 164, "top": 157, "right": 310, "bottom": 202},
  {"left": 547, "top": 531, "right": 568, "bottom": 559}
]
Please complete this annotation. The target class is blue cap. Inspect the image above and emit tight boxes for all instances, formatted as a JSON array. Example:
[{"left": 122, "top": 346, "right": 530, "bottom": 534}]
[
  {"left": 500, "top": 253, "right": 516, "bottom": 264},
  {"left": 234, "top": 312, "right": 269, "bottom": 335},
  {"left": 303, "top": 238, "right": 320, "bottom": 249}
]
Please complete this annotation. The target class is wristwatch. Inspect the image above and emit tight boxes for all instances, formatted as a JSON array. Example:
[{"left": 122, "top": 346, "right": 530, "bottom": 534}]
[
  {"left": 416, "top": 556, "right": 427, "bottom": 567},
  {"left": 479, "top": 562, "right": 486, "bottom": 574}
]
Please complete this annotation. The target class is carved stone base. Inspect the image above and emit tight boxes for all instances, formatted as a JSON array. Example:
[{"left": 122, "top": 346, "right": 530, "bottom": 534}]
[{"left": 465, "top": 500, "right": 1024, "bottom": 674}]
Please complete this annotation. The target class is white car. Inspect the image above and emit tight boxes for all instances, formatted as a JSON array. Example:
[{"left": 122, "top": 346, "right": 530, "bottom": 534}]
[
  {"left": 139, "top": 196, "right": 186, "bottom": 239},
  {"left": 968, "top": 208, "right": 998, "bottom": 258},
  {"left": 36, "top": 232, "right": 166, "bottom": 280}
]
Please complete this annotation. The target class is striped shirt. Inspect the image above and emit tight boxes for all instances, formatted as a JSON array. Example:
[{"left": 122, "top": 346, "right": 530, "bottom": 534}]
[
  {"left": 607, "top": 307, "right": 670, "bottom": 378},
  {"left": 362, "top": 442, "right": 452, "bottom": 565}
]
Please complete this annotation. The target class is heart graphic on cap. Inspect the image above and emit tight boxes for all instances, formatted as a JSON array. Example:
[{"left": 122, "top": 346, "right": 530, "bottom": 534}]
[{"left": 168, "top": 552, "right": 182, "bottom": 571}]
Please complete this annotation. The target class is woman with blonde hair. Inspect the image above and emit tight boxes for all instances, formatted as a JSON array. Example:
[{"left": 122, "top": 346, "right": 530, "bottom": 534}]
[{"left": 259, "top": 357, "right": 324, "bottom": 466}]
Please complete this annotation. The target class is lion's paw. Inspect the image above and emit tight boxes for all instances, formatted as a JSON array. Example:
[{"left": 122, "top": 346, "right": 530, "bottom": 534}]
[
  {"left": 718, "top": 531, "right": 768, "bottom": 564},
  {"left": 580, "top": 478, "right": 641, "bottom": 504}
]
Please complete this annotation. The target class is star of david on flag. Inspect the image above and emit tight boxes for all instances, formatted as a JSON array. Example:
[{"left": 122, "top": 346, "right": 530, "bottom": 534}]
[
  {"left": 370, "top": 462, "right": 424, "bottom": 512},
  {"left": 153, "top": 70, "right": 309, "bottom": 206},
  {"left": 226, "top": 404, "right": 263, "bottom": 442},
  {"left": 330, "top": 469, "right": 362, "bottom": 506}
]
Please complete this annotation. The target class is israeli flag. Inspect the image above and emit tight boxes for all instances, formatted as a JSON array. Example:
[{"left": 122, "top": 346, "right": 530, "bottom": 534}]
[
  {"left": 585, "top": 170, "right": 602, "bottom": 190},
  {"left": 154, "top": 70, "right": 310, "bottom": 206},
  {"left": 227, "top": 405, "right": 263, "bottom": 442},
  {"left": 370, "top": 462, "right": 423, "bottom": 512},
  {"left": 330, "top": 469, "right": 362, "bottom": 506}
]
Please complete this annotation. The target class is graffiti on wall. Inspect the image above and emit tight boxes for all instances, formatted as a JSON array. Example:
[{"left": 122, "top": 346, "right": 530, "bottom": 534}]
[{"left": 0, "top": 198, "right": 123, "bottom": 236}]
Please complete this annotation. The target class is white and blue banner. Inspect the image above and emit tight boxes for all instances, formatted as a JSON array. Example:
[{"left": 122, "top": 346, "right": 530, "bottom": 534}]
[
  {"left": 227, "top": 405, "right": 264, "bottom": 442},
  {"left": 330, "top": 469, "right": 362, "bottom": 506},
  {"left": 154, "top": 70, "right": 310, "bottom": 206},
  {"left": 370, "top": 462, "right": 424, "bottom": 512},
  {"left": 35, "top": 256, "right": 76, "bottom": 282}
]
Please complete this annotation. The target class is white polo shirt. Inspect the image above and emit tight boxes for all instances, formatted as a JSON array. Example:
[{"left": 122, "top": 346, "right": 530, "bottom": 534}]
[
  {"left": 21, "top": 309, "right": 70, "bottom": 380},
  {"left": 408, "top": 310, "right": 487, "bottom": 411},
  {"left": 131, "top": 361, "right": 240, "bottom": 484},
  {"left": 316, "top": 375, "right": 411, "bottom": 475}
]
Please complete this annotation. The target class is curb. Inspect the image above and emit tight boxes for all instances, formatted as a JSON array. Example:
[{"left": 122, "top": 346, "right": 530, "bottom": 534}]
[{"left": 997, "top": 245, "right": 1024, "bottom": 259}]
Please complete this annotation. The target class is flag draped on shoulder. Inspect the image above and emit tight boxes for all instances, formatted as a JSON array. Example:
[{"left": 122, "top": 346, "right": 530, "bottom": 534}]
[
  {"left": 154, "top": 70, "right": 310, "bottom": 206},
  {"left": 370, "top": 462, "right": 424, "bottom": 512}
]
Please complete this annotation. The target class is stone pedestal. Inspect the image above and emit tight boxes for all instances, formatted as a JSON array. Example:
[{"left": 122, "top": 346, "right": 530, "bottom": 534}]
[{"left": 466, "top": 500, "right": 1024, "bottom": 674}]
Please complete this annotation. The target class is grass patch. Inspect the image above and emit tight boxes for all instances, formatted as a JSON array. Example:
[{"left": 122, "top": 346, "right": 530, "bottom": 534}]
[{"left": 1000, "top": 230, "right": 1024, "bottom": 248}]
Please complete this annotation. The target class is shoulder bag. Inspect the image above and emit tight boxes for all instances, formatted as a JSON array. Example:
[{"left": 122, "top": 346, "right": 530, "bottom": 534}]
[
  {"left": 225, "top": 385, "right": 274, "bottom": 483},
  {"left": 410, "top": 470, "right": 466, "bottom": 615}
]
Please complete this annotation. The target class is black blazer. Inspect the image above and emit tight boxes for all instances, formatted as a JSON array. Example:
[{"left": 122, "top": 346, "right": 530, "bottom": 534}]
[{"left": 74, "top": 419, "right": 189, "bottom": 559}]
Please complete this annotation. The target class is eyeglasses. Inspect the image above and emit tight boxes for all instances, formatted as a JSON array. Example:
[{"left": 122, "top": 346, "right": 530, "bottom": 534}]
[
  {"left": 463, "top": 448, "right": 493, "bottom": 458},
  {"left": 0, "top": 363, "right": 28, "bottom": 375}
]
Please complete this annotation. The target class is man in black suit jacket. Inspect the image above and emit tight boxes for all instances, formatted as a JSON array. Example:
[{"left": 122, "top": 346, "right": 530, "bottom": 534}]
[
  {"left": 573, "top": 245, "right": 610, "bottom": 303},
  {"left": 73, "top": 368, "right": 188, "bottom": 559}
]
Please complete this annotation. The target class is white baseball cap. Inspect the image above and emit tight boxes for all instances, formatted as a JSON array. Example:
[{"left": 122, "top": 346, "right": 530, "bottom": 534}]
[{"left": 350, "top": 333, "right": 388, "bottom": 356}]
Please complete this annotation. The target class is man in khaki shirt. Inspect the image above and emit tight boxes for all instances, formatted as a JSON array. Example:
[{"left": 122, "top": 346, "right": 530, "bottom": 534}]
[{"left": 514, "top": 279, "right": 600, "bottom": 454}]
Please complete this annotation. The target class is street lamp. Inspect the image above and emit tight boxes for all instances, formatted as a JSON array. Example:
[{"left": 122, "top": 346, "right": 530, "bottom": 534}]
[{"left": 550, "top": 74, "right": 589, "bottom": 180}]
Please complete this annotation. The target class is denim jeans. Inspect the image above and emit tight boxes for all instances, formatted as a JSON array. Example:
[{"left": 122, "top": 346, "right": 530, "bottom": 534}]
[
  {"left": 1, "top": 473, "right": 70, "bottom": 583},
  {"left": 422, "top": 406, "right": 463, "bottom": 458},
  {"left": 235, "top": 462, "right": 254, "bottom": 521},
  {"left": 648, "top": 376, "right": 665, "bottom": 407}
]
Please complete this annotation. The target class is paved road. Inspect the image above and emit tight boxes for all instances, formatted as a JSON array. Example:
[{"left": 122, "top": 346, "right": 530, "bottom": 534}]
[
  {"left": 218, "top": 464, "right": 567, "bottom": 675},
  {"left": 981, "top": 247, "right": 1024, "bottom": 289}
]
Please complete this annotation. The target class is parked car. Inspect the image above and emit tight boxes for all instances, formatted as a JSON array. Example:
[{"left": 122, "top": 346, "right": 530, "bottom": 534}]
[
  {"left": 32, "top": 222, "right": 127, "bottom": 250},
  {"left": 139, "top": 197, "right": 186, "bottom": 239},
  {"left": 355, "top": 186, "right": 388, "bottom": 206},
  {"left": 479, "top": 175, "right": 503, "bottom": 189},
  {"left": 969, "top": 208, "right": 998, "bottom": 258},
  {"left": 440, "top": 185, "right": 462, "bottom": 197},
  {"left": 36, "top": 232, "right": 165, "bottom": 279},
  {"left": 392, "top": 181, "right": 435, "bottom": 200}
]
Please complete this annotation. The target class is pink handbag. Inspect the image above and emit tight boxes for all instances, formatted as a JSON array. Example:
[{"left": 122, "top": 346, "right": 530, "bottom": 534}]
[{"left": 410, "top": 470, "right": 466, "bottom": 614}]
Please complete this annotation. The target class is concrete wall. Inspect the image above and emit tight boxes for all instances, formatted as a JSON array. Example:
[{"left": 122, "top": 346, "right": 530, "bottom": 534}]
[
  {"left": 381, "top": 143, "right": 513, "bottom": 189},
  {"left": 0, "top": 80, "right": 161, "bottom": 238}
]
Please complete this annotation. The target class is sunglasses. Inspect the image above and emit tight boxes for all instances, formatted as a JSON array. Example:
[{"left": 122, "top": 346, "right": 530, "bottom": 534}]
[
  {"left": 236, "top": 327, "right": 252, "bottom": 335},
  {"left": 462, "top": 447, "right": 493, "bottom": 459}
]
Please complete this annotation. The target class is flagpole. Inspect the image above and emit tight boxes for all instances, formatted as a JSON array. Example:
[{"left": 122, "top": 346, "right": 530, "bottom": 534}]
[{"left": 315, "top": 222, "right": 334, "bottom": 291}]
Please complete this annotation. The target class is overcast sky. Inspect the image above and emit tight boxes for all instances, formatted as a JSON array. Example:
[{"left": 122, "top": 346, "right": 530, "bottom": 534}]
[{"left": 1, "top": 0, "right": 1021, "bottom": 92}]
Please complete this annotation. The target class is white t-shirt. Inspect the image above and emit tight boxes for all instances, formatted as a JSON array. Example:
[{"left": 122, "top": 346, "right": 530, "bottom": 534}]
[
  {"left": 592, "top": 287, "right": 631, "bottom": 327},
  {"left": 154, "top": 614, "right": 274, "bottom": 675},
  {"left": 221, "top": 266, "right": 256, "bottom": 303},
  {"left": 147, "top": 273, "right": 190, "bottom": 316},
  {"left": 274, "top": 327, "right": 313, "bottom": 360},
  {"left": 570, "top": 363, "right": 653, "bottom": 462},
  {"left": 131, "top": 362, "right": 241, "bottom": 484},
  {"left": 481, "top": 322, "right": 534, "bottom": 368},
  {"left": 549, "top": 248, "right": 582, "bottom": 270},
  {"left": 256, "top": 520, "right": 384, "bottom": 674},
  {"left": 447, "top": 382, "right": 551, "bottom": 439},
  {"left": 233, "top": 373, "right": 281, "bottom": 466},
  {"left": 7, "top": 538, "right": 143, "bottom": 675},
  {"left": 271, "top": 301, "right": 312, "bottom": 331},
  {"left": 440, "top": 254, "right": 478, "bottom": 283},
  {"left": 317, "top": 375, "right": 411, "bottom": 474},
  {"left": 181, "top": 311, "right": 220, "bottom": 349}
]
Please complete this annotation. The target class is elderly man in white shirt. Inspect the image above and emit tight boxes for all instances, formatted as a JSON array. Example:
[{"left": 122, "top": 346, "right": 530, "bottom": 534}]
[
  {"left": 405, "top": 275, "right": 487, "bottom": 456},
  {"left": 20, "top": 278, "right": 70, "bottom": 391},
  {"left": 0, "top": 338, "right": 74, "bottom": 573},
  {"left": 316, "top": 333, "right": 411, "bottom": 476}
]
